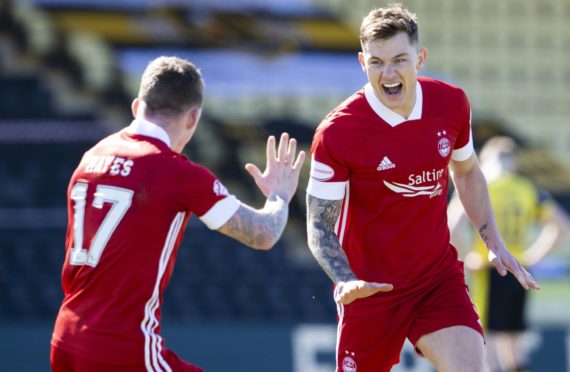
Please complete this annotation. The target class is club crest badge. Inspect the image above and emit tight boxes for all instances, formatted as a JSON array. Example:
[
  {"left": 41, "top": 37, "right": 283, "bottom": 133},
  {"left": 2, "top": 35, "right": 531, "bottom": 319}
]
[
  {"left": 342, "top": 356, "right": 357, "bottom": 372},
  {"left": 342, "top": 351, "right": 357, "bottom": 372},
  {"left": 437, "top": 130, "right": 450, "bottom": 157}
]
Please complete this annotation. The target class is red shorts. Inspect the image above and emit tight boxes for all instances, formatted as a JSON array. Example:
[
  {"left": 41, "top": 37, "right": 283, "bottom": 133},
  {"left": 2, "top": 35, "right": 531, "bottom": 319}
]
[
  {"left": 335, "top": 268, "right": 483, "bottom": 372},
  {"left": 50, "top": 345, "right": 204, "bottom": 372}
]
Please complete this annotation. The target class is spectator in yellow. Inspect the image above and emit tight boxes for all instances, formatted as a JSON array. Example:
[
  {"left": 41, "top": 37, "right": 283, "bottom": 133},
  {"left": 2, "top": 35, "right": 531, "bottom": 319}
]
[{"left": 448, "top": 135, "right": 569, "bottom": 372}]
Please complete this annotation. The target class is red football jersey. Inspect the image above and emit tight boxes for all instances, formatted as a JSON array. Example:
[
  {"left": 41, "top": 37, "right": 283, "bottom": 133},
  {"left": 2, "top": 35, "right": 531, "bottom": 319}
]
[
  {"left": 51, "top": 119, "right": 240, "bottom": 367},
  {"left": 307, "top": 77, "right": 473, "bottom": 291}
]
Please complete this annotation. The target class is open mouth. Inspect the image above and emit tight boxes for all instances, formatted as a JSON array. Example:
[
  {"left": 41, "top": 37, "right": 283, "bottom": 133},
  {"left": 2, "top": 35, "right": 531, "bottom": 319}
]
[{"left": 382, "top": 82, "right": 402, "bottom": 96}]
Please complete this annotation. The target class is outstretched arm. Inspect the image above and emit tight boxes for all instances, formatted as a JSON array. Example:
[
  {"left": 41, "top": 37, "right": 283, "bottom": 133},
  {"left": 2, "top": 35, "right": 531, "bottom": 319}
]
[
  {"left": 218, "top": 133, "right": 305, "bottom": 250},
  {"left": 218, "top": 194, "right": 288, "bottom": 250},
  {"left": 306, "top": 194, "right": 393, "bottom": 304},
  {"left": 450, "top": 153, "right": 539, "bottom": 290}
]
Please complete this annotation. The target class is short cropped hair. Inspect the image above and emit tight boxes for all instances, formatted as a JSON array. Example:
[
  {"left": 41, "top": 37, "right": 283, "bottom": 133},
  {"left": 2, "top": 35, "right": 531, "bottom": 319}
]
[
  {"left": 360, "top": 3, "right": 419, "bottom": 49},
  {"left": 138, "top": 56, "right": 204, "bottom": 117}
]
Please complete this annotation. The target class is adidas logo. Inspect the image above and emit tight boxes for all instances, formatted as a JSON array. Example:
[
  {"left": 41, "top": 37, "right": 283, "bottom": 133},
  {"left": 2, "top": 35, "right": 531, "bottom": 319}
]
[{"left": 377, "top": 156, "right": 396, "bottom": 171}]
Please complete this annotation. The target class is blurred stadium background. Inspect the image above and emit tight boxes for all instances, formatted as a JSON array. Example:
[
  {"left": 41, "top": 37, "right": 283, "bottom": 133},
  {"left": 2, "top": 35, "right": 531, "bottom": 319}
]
[{"left": 0, "top": 0, "right": 569, "bottom": 371}]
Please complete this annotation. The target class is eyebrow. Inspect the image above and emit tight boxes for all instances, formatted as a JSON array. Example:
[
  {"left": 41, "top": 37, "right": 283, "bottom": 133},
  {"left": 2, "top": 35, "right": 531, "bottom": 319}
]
[{"left": 368, "top": 53, "right": 410, "bottom": 61}]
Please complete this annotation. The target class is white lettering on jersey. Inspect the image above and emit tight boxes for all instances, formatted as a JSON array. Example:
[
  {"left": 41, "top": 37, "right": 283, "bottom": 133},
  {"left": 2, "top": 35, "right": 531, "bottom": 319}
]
[
  {"left": 120, "top": 160, "right": 133, "bottom": 177},
  {"left": 109, "top": 157, "right": 124, "bottom": 176},
  {"left": 85, "top": 155, "right": 114, "bottom": 173},
  {"left": 213, "top": 180, "right": 229, "bottom": 196},
  {"left": 384, "top": 168, "right": 445, "bottom": 198},
  {"left": 408, "top": 169, "right": 445, "bottom": 185},
  {"left": 70, "top": 183, "right": 133, "bottom": 267},
  {"left": 310, "top": 158, "right": 334, "bottom": 181},
  {"left": 85, "top": 155, "right": 134, "bottom": 177}
]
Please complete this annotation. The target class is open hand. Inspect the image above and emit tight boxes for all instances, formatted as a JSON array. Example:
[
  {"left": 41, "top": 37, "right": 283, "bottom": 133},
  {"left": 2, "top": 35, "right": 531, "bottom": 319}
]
[{"left": 245, "top": 133, "right": 306, "bottom": 203}]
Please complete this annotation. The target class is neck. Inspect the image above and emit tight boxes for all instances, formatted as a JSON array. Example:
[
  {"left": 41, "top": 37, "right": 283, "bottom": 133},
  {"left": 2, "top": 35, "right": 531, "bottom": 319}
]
[
  {"left": 138, "top": 114, "right": 183, "bottom": 152},
  {"left": 399, "top": 98, "right": 415, "bottom": 119},
  {"left": 399, "top": 83, "right": 417, "bottom": 119}
]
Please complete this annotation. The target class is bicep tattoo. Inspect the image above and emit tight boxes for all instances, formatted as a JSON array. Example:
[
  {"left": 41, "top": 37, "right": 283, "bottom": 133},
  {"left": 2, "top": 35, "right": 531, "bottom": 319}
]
[{"left": 306, "top": 194, "right": 355, "bottom": 283}]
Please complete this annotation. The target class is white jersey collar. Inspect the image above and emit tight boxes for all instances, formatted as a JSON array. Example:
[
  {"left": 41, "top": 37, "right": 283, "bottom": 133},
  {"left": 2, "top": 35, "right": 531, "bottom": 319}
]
[
  {"left": 126, "top": 118, "right": 172, "bottom": 148},
  {"left": 364, "top": 80, "right": 423, "bottom": 127}
]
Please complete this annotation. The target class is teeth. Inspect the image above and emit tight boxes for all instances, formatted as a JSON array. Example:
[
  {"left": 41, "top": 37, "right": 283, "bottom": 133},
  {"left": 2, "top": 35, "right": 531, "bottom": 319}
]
[{"left": 383, "top": 82, "right": 401, "bottom": 88}]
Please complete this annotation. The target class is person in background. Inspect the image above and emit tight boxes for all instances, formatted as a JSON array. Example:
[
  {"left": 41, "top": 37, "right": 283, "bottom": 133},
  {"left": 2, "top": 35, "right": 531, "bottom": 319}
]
[
  {"left": 305, "top": 4, "right": 539, "bottom": 372},
  {"left": 50, "top": 56, "right": 305, "bottom": 371},
  {"left": 448, "top": 135, "right": 569, "bottom": 372}
]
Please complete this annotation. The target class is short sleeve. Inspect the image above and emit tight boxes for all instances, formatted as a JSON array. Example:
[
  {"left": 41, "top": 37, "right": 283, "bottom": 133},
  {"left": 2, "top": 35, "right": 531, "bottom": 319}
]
[
  {"left": 451, "top": 91, "right": 474, "bottom": 161},
  {"left": 307, "top": 125, "right": 349, "bottom": 200},
  {"left": 177, "top": 161, "right": 240, "bottom": 230},
  {"left": 199, "top": 195, "right": 240, "bottom": 230}
]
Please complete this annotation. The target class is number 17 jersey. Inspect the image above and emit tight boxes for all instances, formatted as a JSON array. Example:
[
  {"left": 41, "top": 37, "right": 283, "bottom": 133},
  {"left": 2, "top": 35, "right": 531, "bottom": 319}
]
[{"left": 51, "top": 119, "right": 240, "bottom": 366}]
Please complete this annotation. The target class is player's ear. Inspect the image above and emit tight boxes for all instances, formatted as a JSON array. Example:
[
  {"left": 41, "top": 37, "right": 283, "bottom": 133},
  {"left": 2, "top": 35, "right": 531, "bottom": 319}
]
[
  {"left": 186, "top": 106, "right": 202, "bottom": 129},
  {"left": 131, "top": 98, "right": 140, "bottom": 118},
  {"left": 358, "top": 52, "right": 366, "bottom": 72},
  {"left": 417, "top": 48, "right": 427, "bottom": 70}
]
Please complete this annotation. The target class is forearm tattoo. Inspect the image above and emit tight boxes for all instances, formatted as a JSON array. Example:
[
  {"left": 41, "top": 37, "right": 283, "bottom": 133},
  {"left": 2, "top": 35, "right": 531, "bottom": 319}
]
[
  {"left": 478, "top": 223, "right": 489, "bottom": 246},
  {"left": 219, "top": 196, "right": 288, "bottom": 249},
  {"left": 306, "top": 194, "right": 356, "bottom": 283}
]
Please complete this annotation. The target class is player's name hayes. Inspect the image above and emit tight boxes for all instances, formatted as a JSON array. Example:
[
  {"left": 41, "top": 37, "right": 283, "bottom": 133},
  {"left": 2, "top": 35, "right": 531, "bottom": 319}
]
[{"left": 85, "top": 155, "right": 133, "bottom": 177}]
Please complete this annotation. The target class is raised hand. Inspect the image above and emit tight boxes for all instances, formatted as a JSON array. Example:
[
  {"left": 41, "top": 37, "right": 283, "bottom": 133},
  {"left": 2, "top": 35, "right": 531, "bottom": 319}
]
[
  {"left": 245, "top": 133, "right": 306, "bottom": 203},
  {"left": 334, "top": 280, "right": 394, "bottom": 305}
]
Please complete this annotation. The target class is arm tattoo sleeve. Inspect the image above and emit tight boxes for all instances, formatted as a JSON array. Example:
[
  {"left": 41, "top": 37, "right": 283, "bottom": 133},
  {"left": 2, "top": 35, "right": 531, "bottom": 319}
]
[
  {"left": 218, "top": 195, "right": 288, "bottom": 249},
  {"left": 306, "top": 194, "right": 356, "bottom": 283}
]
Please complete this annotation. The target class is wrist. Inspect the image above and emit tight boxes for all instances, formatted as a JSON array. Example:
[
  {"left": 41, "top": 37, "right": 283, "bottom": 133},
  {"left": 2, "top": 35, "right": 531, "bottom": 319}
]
[
  {"left": 268, "top": 192, "right": 289, "bottom": 204},
  {"left": 484, "top": 231, "right": 506, "bottom": 253},
  {"left": 487, "top": 240, "right": 506, "bottom": 254},
  {"left": 334, "top": 276, "right": 358, "bottom": 286}
]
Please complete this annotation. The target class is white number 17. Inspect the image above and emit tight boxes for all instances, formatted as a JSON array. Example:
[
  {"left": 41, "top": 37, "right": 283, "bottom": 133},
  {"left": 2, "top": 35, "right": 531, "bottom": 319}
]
[{"left": 70, "top": 183, "right": 133, "bottom": 267}]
